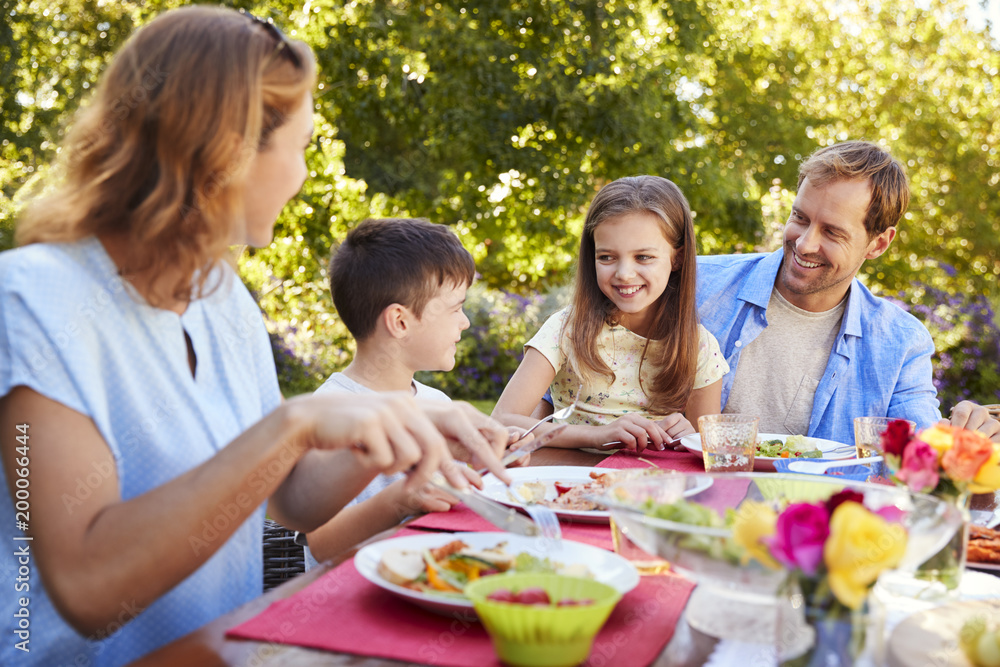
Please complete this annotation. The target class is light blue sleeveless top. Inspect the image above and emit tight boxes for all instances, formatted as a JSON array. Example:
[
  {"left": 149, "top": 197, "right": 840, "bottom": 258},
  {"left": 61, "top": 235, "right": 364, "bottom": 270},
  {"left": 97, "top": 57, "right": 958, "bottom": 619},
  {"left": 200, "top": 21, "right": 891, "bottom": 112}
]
[{"left": 0, "top": 238, "right": 282, "bottom": 666}]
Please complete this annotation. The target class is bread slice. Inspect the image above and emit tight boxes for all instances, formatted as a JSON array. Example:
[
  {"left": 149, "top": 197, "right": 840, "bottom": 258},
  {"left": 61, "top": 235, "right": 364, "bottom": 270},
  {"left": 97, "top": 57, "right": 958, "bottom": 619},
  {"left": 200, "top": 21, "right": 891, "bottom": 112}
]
[{"left": 377, "top": 548, "right": 425, "bottom": 586}]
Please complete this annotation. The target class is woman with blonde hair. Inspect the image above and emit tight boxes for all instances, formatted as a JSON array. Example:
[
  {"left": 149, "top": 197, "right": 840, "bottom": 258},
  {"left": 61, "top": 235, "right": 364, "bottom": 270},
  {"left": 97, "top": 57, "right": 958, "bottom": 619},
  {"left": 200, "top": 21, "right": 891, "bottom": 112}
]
[{"left": 0, "top": 7, "right": 508, "bottom": 665}]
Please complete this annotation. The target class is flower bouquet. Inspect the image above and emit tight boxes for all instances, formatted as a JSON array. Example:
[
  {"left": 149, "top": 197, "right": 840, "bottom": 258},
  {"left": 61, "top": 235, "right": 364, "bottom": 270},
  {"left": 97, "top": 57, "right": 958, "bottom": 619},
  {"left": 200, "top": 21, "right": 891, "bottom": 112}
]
[
  {"left": 880, "top": 421, "right": 1000, "bottom": 594},
  {"left": 598, "top": 474, "right": 965, "bottom": 666}
]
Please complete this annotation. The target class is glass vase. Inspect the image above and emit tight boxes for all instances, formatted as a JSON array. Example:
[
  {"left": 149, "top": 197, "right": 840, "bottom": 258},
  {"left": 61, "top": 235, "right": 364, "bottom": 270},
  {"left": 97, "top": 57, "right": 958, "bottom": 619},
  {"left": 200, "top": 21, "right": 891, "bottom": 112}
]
[
  {"left": 912, "top": 491, "right": 970, "bottom": 596},
  {"left": 776, "top": 575, "right": 868, "bottom": 667}
]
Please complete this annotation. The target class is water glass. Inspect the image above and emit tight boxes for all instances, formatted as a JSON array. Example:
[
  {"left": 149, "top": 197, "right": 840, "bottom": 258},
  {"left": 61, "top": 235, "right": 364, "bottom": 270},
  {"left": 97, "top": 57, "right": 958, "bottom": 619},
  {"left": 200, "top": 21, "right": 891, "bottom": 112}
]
[
  {"left": 853, "top": 417, "right": 916, "bottom": 479},
  {"left": 698, "top": 414, "right": 758, "bottom": 472}
]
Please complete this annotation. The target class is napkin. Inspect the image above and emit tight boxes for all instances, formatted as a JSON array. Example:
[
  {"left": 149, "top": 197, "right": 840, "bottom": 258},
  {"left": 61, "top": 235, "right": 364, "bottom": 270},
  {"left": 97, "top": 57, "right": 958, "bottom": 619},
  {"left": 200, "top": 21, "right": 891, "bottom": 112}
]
[{"left": 771, "top": 459, "right": 886, "bottom": 483}]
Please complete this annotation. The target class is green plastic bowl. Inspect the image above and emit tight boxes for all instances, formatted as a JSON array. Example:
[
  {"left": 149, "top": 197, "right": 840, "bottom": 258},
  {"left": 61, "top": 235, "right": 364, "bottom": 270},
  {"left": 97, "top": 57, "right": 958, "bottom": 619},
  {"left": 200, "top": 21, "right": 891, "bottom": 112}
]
[{"left": 465, "top": 573, "right": 622, "bottom": 667}]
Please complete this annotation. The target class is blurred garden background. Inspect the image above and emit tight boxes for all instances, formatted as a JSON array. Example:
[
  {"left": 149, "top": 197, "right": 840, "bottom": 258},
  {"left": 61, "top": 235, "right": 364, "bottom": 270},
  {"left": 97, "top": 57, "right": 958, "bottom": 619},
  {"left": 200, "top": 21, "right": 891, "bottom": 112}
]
[{"left": 2, "top": 0, "right": 998, "bottom": 410}]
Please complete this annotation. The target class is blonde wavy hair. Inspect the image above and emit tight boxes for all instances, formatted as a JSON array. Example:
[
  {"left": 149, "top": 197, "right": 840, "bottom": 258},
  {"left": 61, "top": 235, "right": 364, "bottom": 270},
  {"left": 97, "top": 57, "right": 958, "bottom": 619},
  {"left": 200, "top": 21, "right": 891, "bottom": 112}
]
[{"left": 16, "top": 6, "right": 316, "bottom": 305}]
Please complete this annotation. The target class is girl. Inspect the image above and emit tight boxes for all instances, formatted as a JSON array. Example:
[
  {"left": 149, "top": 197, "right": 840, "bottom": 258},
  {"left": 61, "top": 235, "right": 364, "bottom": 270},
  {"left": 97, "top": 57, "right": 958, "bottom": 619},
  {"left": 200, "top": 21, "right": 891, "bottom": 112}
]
[
  {"left": 0, "top": 8, "right": 508, "bottom": 666},
  {"left": 493, "top": 176, "right": 728, "bottom": 452}
]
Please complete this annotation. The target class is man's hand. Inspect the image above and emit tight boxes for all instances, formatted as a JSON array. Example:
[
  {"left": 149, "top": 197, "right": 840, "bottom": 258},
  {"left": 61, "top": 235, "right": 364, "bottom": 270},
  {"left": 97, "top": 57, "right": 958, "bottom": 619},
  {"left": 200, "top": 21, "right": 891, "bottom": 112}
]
[{"left": 948, "top": 401, "right": 1000, "bottom": 443}]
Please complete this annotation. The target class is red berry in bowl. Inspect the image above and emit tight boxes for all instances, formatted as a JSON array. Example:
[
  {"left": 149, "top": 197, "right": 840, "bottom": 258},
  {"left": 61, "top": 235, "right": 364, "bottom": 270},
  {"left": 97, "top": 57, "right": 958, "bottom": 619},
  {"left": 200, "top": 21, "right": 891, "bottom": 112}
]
[
  {"left": 515, "top": 587, "right": 551, "bottom": 605},
  {"left": 486, "top": 588, "right": 517, "bottom": 603}
]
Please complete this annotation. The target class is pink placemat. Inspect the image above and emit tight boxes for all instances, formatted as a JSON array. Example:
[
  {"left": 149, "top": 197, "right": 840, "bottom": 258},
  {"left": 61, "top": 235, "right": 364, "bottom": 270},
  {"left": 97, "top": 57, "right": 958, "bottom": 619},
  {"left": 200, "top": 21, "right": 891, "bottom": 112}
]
[
  {"left": 597, "top": 448, "right": 705, "bottom": 472},
  {"left": 227, "top": 545, "right": 695, "bottom": 667},
  {"left": 409, "top": 504, "right": 614, "bottom": 550}
]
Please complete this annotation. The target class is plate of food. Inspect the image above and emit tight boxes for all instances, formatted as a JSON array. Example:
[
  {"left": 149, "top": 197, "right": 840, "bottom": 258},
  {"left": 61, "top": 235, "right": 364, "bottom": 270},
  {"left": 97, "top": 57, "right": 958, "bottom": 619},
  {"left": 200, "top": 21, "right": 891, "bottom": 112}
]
[
  {"left": 476, "top": 467, "right": 713, "bottom": 524},
  {"left": 968, "top": 524, "right": 1000, "bottom": 572},
  {"left": 354, "top": 531, "right": 640, "bottom": 615},
  {"left": 679, "top": 433, "right": 855, "bottom": 472}
]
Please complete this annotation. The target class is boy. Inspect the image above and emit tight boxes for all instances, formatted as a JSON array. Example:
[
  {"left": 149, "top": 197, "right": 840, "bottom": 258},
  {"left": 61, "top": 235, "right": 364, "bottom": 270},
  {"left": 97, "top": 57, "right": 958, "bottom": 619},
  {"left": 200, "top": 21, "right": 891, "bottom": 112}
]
[{"left": 303, "top": 217, "right": 490, "bottom": 565}]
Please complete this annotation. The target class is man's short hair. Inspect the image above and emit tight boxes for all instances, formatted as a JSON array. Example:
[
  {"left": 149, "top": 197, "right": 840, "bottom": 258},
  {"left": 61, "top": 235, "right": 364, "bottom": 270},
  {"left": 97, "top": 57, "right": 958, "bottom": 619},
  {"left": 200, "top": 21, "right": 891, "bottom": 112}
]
[
  {"left": 329, "top": 218, "right": 475, "bottom": 341},
  {"left": 798, "top": 141, "right": 910, "bottom": 237}
]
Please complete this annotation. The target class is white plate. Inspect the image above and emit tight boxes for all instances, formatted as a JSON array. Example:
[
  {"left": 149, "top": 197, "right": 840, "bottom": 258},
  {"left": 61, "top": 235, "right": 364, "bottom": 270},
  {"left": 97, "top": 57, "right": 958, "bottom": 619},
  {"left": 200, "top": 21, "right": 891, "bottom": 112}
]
[
  {"left": 354, "top": 531, "right": 640, "bottom": 615},
  {"left": 477, "top": 467, "right": 713, "bottom": 524},
  {"left": 679, "top": 432, "right": 855, "bottom": 472},
  {"left": 967, "top": 560, "right": 1000, "bottom": 573}
]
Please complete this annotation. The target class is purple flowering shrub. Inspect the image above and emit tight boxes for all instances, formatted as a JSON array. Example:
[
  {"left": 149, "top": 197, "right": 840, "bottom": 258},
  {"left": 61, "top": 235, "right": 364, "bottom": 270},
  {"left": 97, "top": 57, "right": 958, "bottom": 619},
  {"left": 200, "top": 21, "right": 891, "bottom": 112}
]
[{"left": 889, "top": 278, "right": 1000, "bottom": 409}]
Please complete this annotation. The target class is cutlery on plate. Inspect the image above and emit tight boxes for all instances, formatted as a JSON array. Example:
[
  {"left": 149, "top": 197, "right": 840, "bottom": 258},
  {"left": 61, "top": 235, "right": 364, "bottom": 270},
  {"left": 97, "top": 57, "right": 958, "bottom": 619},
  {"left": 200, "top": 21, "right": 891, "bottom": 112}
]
[{"left": 786, "top": 456, "right": 883, "bottom": 475}]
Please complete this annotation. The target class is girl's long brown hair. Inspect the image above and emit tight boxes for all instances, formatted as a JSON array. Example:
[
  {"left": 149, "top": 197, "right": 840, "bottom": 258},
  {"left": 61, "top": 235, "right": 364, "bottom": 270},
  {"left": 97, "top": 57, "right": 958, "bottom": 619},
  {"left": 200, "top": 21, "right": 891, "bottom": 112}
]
[
  {"left": 16, "top": 6, "right": 316, "bottom": 306},
  {"left": 567, "top": 176, "right": 699, "bottom": 415}
]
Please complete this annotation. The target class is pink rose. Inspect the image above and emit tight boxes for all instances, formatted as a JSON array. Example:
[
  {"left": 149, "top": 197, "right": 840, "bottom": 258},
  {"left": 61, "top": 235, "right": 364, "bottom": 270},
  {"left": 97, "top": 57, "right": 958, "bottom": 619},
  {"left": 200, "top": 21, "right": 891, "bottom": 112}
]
[
  {"left": 765, "top": 502, "right": 830, "bottom": 576},
  {"left": 896, "top": 440, "right": 940, "bottom": 493},
  {"left": 881, "top": 420, "right": 913, "bottom": 458}
]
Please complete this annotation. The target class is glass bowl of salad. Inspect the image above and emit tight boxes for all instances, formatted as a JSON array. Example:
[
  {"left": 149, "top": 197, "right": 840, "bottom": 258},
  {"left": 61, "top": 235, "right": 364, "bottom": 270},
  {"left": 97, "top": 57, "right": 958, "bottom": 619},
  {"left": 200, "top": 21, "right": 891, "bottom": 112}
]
[{"left": 595, "top": 473, "right": 965, "bottom": 599}]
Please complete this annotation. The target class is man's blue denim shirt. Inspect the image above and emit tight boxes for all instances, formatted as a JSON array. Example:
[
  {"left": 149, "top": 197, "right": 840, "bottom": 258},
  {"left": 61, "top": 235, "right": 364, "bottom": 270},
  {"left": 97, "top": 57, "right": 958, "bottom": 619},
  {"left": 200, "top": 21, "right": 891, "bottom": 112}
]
[{"left": 696, "top": 250, "right": 941, "bottom": 445}]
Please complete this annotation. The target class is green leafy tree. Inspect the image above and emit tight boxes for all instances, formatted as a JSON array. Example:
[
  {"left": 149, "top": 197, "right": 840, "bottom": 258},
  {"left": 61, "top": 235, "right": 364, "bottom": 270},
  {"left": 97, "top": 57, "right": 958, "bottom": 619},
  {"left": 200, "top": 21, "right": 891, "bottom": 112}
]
[{"left": 4, "top": 0, "right": 998, "bottom": 404}]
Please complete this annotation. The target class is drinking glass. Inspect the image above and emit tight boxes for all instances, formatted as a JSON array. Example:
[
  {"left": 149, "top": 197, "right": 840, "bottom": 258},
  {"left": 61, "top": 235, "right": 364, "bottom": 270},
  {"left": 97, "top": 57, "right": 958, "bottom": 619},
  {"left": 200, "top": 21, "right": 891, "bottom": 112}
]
[
  {"left": 853, "top": 417, "right": 916, "bottom": 480},
  {"left": 698, "top": 414, "right": 758, "bottom": 472}
]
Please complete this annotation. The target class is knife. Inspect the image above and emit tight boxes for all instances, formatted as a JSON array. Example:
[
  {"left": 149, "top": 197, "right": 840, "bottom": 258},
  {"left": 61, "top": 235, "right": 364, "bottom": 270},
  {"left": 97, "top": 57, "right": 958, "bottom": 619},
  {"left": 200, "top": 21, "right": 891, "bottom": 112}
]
[{"left": 429, "top": 473, "right": 542, "bottom": 537}]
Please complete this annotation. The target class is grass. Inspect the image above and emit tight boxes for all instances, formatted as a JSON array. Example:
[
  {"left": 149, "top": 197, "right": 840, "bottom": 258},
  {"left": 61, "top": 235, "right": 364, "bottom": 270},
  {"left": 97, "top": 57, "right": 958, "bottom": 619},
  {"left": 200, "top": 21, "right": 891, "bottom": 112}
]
[{"left": 467, "top": 399, "right": 497, "bottom": 416}]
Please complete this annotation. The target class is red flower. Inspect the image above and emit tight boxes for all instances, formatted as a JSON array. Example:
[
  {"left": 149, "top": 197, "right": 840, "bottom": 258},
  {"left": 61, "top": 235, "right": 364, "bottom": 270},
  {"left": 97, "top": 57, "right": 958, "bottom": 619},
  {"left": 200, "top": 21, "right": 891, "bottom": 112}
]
[
  {"left": 880, "top": 420, "right": 913, "bottom": 457},
  {"left": 826, "top": 489, "right": 864, "bottom": 514}
]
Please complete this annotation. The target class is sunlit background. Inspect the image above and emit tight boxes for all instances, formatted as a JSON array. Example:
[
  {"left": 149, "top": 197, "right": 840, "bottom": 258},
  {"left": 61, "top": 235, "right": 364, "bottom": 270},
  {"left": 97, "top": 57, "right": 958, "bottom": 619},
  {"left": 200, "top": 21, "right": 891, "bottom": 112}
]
[{"left": 1, "top": 0, "right": 998, "bottom": 410}]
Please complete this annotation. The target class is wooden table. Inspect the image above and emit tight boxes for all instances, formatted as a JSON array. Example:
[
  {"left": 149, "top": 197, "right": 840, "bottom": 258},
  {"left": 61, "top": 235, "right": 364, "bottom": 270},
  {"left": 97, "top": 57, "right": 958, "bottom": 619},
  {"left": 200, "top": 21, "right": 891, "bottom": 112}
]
[{"left": 131, "top": 447, "right": 719, "bottom": 666}]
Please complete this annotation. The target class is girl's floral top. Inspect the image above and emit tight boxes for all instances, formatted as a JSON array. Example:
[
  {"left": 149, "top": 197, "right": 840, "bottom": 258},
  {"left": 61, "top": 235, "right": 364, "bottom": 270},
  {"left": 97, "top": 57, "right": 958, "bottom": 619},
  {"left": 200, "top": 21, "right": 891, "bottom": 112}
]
[{"left": 527, "top": 307, "right": 729, "bottom": 426}]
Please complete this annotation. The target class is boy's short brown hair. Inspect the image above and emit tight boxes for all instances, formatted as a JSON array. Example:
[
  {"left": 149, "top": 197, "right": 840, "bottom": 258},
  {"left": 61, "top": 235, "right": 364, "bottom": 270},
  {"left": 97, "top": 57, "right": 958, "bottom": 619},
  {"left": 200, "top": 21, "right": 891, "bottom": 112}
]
[
  {"left": 329, "top": 218, "right": 475, "bottom": 341},
  {"left": 798, "top": 140, "right": 910, "bottom": 238}
]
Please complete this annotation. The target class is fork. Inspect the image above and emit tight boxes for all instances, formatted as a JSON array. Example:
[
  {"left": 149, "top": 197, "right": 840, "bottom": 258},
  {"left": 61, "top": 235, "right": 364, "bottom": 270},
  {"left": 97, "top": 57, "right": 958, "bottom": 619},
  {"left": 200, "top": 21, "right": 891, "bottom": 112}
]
[
  {"left": 515, "top": 384, "right": 584, "bottom": 440},
  {"left": 525, "top": 504, "right": 562, "bottom": 541}
]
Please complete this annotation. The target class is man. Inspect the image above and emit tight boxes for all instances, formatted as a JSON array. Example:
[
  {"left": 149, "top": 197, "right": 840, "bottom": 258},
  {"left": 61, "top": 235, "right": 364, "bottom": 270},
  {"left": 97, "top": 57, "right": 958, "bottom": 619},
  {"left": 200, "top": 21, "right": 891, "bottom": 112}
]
[{"left": 696, "top": 140, "right": 999, "bottom": 444}]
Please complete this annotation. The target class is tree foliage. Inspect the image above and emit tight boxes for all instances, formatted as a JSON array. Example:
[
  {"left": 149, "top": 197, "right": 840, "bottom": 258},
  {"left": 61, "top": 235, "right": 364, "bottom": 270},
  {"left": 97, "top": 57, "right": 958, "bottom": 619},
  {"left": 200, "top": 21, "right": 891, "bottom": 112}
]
[{"left": 2, "top": 0, "right": 998, "bottom": 404}]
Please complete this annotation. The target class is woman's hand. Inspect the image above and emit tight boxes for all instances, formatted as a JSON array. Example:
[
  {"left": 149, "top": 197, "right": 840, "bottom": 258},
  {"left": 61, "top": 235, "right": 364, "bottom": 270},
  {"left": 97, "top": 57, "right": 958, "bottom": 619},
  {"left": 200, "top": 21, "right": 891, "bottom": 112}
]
[{"left": 416, "top": 399, "right": 511, "bottom": 483}]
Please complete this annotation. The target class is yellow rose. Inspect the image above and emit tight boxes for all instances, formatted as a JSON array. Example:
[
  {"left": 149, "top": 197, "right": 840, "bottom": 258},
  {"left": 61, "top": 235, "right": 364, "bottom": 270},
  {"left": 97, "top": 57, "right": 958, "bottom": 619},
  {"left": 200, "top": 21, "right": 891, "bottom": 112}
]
[
  {"left": 824, "top": 503, "right": 907, "bottom": 610},
  {"left": 731, "top": 500, "right": 781, "bottom": 570},
  {"left": 971, "top": 448, "right": 1000, "bottom": 494},
  {"left": 917, "top": 424, "right": 954, "bottom": 457}
]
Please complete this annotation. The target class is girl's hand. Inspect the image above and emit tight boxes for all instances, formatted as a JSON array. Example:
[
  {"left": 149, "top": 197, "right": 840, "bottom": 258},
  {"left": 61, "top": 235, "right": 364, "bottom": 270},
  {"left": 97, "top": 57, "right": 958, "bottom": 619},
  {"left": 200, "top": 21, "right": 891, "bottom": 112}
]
[
  {"left": 657, "top": 413, "right": 697, "bottom": 441},
  {"left": 594, "top": 414, "right": 672, "bottom": 453}
]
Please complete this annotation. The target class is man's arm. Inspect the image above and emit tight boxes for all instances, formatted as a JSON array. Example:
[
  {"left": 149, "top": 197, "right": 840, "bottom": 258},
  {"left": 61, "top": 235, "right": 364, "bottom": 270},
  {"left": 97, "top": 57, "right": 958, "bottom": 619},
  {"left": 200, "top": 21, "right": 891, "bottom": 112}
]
[{"left": 885, "top": 327, "right": 942, "bottom": 431}]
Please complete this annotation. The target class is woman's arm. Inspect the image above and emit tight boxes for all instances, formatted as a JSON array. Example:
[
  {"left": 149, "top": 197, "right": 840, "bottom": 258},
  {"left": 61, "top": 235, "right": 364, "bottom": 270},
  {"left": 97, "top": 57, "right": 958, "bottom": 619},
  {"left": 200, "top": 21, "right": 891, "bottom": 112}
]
[
  {"left": 269, "top": 399, "right": 510, "bottom": 529},
  {"left": 0, "top": 387, "right": 447, "bottom": 635}
]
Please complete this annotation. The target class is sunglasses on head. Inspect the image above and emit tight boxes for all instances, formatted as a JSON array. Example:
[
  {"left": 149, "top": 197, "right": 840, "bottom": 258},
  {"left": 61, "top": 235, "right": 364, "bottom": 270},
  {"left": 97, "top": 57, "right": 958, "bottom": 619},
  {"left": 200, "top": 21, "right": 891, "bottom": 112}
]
[{"left": 240, "top": 10, "right": 302, "bottom": 70}]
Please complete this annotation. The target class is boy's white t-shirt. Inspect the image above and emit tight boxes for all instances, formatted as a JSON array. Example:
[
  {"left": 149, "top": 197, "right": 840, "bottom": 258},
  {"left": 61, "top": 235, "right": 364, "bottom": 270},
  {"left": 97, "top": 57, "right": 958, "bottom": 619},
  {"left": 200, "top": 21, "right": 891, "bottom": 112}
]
[
  {"left": 303, "top": 372, "right": 450, "bottom": 568},
  {"left": 527, "top": 307, "right": 729, "bottom": 426}
]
